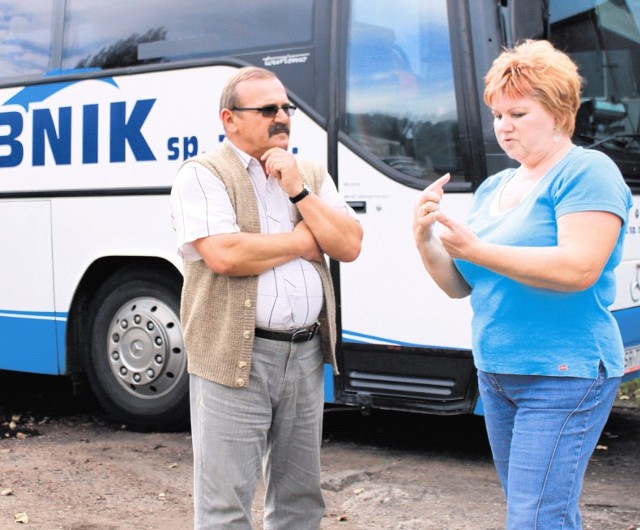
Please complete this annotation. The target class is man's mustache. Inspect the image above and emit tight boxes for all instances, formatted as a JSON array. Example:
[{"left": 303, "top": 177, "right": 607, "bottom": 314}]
[{"left": 269, "top": 123, "right": 290, "bottom": 137}]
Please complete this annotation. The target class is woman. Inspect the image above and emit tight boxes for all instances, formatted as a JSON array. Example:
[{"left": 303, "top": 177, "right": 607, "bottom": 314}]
[{"left": 413, "top": 40, "right": 631, "bottom": 529}]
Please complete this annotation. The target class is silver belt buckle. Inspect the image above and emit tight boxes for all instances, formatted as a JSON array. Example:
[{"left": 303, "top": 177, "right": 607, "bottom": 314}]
[{"left": 291, "top": 323, "right": 318, "bottom": 342}]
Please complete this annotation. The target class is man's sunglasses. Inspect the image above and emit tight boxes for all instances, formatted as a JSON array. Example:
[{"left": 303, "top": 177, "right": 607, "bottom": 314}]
[{"left": 231, "top": 104, "right": 297, "bottom": 117}]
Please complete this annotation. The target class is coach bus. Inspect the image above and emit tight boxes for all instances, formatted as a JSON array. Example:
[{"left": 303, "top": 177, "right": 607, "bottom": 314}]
[{"left": 1, "top": 0, "right": 639, "bottom": 430}]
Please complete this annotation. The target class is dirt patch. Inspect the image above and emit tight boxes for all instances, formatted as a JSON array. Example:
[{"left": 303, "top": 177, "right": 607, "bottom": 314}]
[{"left": 0, "top": 373, "right": 638, "bottom": 529}]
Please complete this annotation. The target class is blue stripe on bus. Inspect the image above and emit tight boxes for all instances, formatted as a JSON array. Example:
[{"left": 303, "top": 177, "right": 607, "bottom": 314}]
[
  {"left": 3, "top": 308, "right": 632, "bottom": 402},
  {"left": 613, "top": 306, "right": 640, "bottom": 381},
  {"left": 0, "top": 310, "right": 68, "bottom": 375},
  {"left": 324, "top": 364, "right": 334, "bottom": 403},
  {"left": 342, "top": 329, "right": 460, "bottom": 349},
  {"left": 613, "top": 306, "right": 640, "bottom": 347},
  {"left": 4, "top": 76, "right": 117, "bottom": 111}
]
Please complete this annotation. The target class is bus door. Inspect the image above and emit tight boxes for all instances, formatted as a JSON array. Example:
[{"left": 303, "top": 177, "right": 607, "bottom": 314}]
[{"left": 333, "top": 0, "right": 497, "bottom": 413}]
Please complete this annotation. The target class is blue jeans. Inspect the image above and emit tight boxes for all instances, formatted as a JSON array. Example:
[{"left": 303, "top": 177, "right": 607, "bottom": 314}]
[
  {"left": 190, "top": 336, "right": 325, "bottom": 530},
  {"left": 477, "top": 366, "right": 620, "bottom": 530}
]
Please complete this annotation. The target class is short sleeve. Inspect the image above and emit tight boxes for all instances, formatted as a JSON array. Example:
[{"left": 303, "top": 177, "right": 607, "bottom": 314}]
[
  {"left": 317, "top": 173, "right": 359, "bottom": 219},
  {"left": 169, "top": 162, "right": 239, "bottom": 261},
  {"left": 552, "top": 149, "right": 631, "bottom": 225}
]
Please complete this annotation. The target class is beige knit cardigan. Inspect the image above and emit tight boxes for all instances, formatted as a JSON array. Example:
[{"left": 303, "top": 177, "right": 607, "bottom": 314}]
[{"left": 179, "top": 142, "right": 338, "bottom": 387}]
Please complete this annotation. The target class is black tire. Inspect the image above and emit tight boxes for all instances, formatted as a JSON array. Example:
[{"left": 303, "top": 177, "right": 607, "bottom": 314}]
[{"left": 84, "top": 267, "right": 189, "bottom": 431}]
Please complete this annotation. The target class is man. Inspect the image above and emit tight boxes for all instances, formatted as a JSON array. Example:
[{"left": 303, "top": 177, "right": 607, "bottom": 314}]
[{"left": 169, "top": 66, "right": 363, "bottom": 529}]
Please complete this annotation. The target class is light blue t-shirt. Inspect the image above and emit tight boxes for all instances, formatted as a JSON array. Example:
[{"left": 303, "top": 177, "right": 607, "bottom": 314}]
[{"left": 454, "top": 146, "right": 632, "bottom": 378}]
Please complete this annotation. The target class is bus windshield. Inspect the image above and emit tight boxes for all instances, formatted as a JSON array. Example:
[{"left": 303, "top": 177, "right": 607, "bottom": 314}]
[{"left": 551, "top": 0, "right": 640, "bottom": 190}]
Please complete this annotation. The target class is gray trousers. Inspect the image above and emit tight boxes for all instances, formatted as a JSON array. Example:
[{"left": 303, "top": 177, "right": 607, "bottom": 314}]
[{"left": 190, "top": 335, "right": 325, "bottom": 530}]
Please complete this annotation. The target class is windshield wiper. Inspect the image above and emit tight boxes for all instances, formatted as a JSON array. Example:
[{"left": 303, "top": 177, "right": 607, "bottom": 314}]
[{"left": 581, "top": 133, "right": 640, "bottom": 149}]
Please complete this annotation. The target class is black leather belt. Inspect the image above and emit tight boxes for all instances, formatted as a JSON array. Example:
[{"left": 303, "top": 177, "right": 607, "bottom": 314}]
[{"left": 255, "top": 323, "right": 320, "bottom": 343}]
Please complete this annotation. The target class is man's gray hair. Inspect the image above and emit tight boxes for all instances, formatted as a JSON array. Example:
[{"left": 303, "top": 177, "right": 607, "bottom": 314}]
[{"left": 219, "top": 67, "right": 278, "bottom": 113}]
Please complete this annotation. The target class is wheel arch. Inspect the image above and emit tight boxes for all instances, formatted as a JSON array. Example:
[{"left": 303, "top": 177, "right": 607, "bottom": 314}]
[{"left": 65, "top": 256, "right": 183, "bottom": 378}]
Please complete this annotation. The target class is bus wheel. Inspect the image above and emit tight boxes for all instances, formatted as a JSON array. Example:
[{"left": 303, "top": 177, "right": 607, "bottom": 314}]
[{"left": 85, "top": 268, "right": 189, "bottom": 431}]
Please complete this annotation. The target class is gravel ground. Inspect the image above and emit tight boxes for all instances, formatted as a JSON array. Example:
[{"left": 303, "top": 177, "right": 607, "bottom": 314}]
[{"left": 0, "top": 372, "right": 638, "bottom": 529}]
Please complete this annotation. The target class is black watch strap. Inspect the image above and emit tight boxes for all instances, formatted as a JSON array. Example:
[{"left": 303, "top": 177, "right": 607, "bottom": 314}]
[{"left": 289, "top": 185, "right": 311, "bottom": 204}]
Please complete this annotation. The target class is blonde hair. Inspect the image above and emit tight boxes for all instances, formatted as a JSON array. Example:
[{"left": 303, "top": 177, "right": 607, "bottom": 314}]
[
  {"left": 219, "top": 66, "right": 278, "bottom": 114},
  {"left": 484, "top": 40, "right": 582, "bottom": 136}
]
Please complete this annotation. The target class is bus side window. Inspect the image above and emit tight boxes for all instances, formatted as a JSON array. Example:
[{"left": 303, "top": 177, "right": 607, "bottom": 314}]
[
  {"left": 61, "top": 0, "right": 313, "bottom": 70},
  {"left": 344, "top": 0, "right": 464, "bottom": 186},
  {"left": 0, "top": 3, "right": 54, "bottom": 82}
]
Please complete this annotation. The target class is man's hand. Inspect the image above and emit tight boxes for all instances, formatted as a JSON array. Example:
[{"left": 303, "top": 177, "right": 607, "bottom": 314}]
[
  {"left": 261, "top": 148, "right": 362, "bottom": 263},
  {"left": 261, "top": 147, "right": 305, "bottom": 197}
]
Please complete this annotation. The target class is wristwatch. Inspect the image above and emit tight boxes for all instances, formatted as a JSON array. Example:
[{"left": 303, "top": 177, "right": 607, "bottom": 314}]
[{"left": 289, "top": 184, "right": 311, "bottom": 204}]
